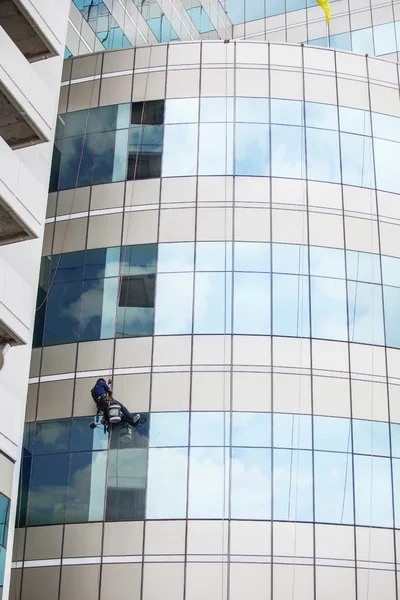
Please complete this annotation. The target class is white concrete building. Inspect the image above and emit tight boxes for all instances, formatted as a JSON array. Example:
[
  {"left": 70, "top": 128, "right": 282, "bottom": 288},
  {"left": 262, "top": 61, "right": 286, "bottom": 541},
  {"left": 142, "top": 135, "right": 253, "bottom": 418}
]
[{"left": 0, "top": 1, "right": 70, "bottom": 597}]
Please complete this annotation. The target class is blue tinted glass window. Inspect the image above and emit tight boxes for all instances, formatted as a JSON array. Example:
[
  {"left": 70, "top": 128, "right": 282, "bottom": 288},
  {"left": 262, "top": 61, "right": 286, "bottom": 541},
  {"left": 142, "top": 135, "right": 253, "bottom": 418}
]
[
  {"left": 307, "top": 37, "right": 328, "bottom": 48},
  {"left": 34, "top": 420, "right": 71, "bottom": 454},
  {"left": 270, "top": 99, "right": 303, "bottom": 126},
  {"left": 65, "top": 451, "right": 107, "bottom": 523},
  {"left": 352, "top": 27, "right": 374, "bottom": 54},
  {"left": 225, "top": 0, "right": 244, "bottom": 23},
  {"left": 393, "top": 458, "right": 400, "bottom": 527},
  {"left": 314, "top": 416, "right": 351, "bottom": 452},
  {"left": 329, "top": 31, "right": 352, "bottom": 50},
  {"left": 374, "top": 22, "right": 396, "bottom": 55},
  {"left": 339, "top": 107, "right": 371, "bottom": 136},
  {"left": 309, "top": 246, "right": 345, "bottom": 279},
  {"left": 273, "top": 449, "right": 313, "bottom": 521},
  {"left": 340, "top": 133, "right": 375, "bottom": 188},
  {"left": 382, "top": 256, "right": 400, "bottom": 287},
  {"left": 231, "top": 447, "right": 271, "bottom": 519},
  {"left": 245, "top": 0, "right": 265, "bottom": 20},
  {"left": 306, "top": 128, "right": 340, "bottom": 183},
  {"left": 196, "top": 242, "right": 233, "bottom": 271},
  {"left": 372, "top": 113, "right": 400, "bottom": 143},
  {"left": 391, "top": 423, "right": 400, "bottom": 458},
  {"left": 80, "top": 278, "right": 118, "bottom": 341},
  {"left": 150, "top": 412, "right": 189, "bottom": 447},
  {"left": 194, "top": 272, "right": 232, "bottom": 334},
  {"left": 28, "top": 454, "right": 69, "bottom": 525},
  {"left": 384, "top": 285, "right": 400, "bottom": 348},
  {"left": 148, "top": 15, "right": 178, "bottom": 42},
  {"left": 162, "top": 124, "right": 198, "bottom": 177},
  {"left": 273, "top": 274, "right": 310, "bottom": 337},
  {"left": 199, "top": 123, "right": 233, "bottom": 175},
  {"left": 71, "top": 418, "right": 108, "bottom": 451},
  {"left": 273, "top": 414, "right": 312, "bottom": 449},
  {"left": 235, "top": 123, "right": 269, "bottom": 176},
  {"left": 186, "top": 6, "right": 215, "bottom": 33},
  {"left": 188, "top": 447, "right": 229, "bottom": 518},
  {"left": 121, "top": 244, "right": 156, "bottom": 276},
  {"left": 314, "top": 451, "right": 354, "bottom": 524},
  {"left": 353, "top": 419, "right": 390, "bottom": 456},
  {"left": 106, "top": 442, "right": 147, "bottom": 521},
  {"left": 154, "top": 273, "right": 193, "bottom": 334},
  {"left": 59, "top": 136, "right": 85, "bottom": 190},
  {"left": 306, "top": 102, "right": 338, "bottom": 130},
  {"left": 236, "top": 98, "right": 269, "bottom": 123},
  {"left": 146, "top": 447, "right": 188, "bottom": 518},
  {"left": 374, "top": 138, "right": 400, "bottom": 193},
  {"left": 348, "top": 281, "right": 384, "bottom": 346},
  {"left": 346, "top": 251, "right": 381, "bottom": 284},
  {"left": 51, "top": 252, "right": 85, "bottom": 284},
  {"left": 232, "top": 413, "right": 271, "bottom": 447},
  {"left": 157, "top": 243, "right": 195, "bottom": 273},
  {"left": 190, "top": 413, "right": 230, "bottom": 446},
  {"left": 234, "top": 242, "right": 270, "bottom": 272},
  {"left": 85, "top": 246, "right": 120, "bottom": 280},
  {"left": 354, "top": 455, "right": 392, "bottom": 527},
  {"left": 272, "top": 244, "right": 308, "bottom": 275},
  {"left": 233, "top": 273, "right": 271, "bottom": 334},
  {"left": 271, "top": 124, "right": 304, "bottom": 179},
  {"left": 310, "top": 276, "right": 348, "bottom": 341},
  {"left": 201, "top": 98, "right": 234, "bottom": 122},
  {"left": 165, "top": 99, "right": 199, "bottom": 124}
]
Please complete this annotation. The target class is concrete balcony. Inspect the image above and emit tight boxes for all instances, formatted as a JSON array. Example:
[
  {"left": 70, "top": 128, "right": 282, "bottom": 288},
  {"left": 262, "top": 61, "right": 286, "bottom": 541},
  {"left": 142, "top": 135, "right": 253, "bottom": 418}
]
[
  {"left": 0, "top": 254, "right": 32, "bottom": 345},
  {"left": 0, "top": 26, "right": 54, "bottom": 148},
  {"left": 0, "top": 0, "right": 66, "bottom": 62},
  {"left": 0, "top": 137, "right": 45, "bottom": 244}
]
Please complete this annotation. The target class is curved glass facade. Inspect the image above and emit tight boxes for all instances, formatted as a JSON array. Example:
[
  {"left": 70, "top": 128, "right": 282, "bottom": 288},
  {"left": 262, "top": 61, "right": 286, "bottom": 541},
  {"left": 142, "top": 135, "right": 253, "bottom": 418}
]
[
  {"left": 18, "top": 412, "right": 400, "bottom": 528},
  {"left": 14, "top": 44, "right": 400, "bottom": 600},
  {"left": 34, "top": 242, "right": 400, "bottom": 348},
  {"left": 51, "top": 98, "right": 400, "bottom": 194}
]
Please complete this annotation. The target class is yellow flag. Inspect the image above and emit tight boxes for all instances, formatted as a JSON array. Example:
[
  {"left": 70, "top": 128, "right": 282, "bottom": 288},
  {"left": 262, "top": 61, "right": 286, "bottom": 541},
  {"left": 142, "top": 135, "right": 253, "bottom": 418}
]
[{"left": 316, "top": 0, "right": 331, "bottom": 23}]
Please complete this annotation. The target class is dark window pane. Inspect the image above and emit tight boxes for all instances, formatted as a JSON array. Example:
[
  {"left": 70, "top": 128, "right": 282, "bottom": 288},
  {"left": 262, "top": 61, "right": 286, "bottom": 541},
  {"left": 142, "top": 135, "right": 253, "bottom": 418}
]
[
  {"left": 64, "top": 110, "right": 89, "bottom": 137},
  {"left": 43, "top": 281, "right": 82, "bottom": 345},
  {"left": 119, "top": 274, "right": 155, "bottom": 308},
  {"left": 0, "top": 494, "right": 9, "bottom": 549},
  {"left": 87, "top": 105, "right": 119, "bottom": 134},
  {"left": 128, "top": 125, "right": 163, "bottom": 179},
  {"left": 58, "top": 136, "right": 85, "bottom": 190},
  {"left": 106, "top": 437, "right": 148, "bottom": 520},
  {"left": 27, "top": 454, "right": 69, "bottom": 526},
  {"left": 131, "top": 100, "right": 165, "bottom": 125},
  {"left": 49, "top": 144, "right": 62, "bottom": 192},
  {"left": 34, "top": 420, "right": 71, "bottom": 454},
  {"left": 71, "top": 417, "right": 109, "bottom": 452},
  {"left": 92, "top": 130, "right": 118, "bottom": 185},
  {"left": 16, "top": 456, "right": 31, "bottom": 527},
  {"left": 66, "top": 451, "right": 107, "bottom": 523},
  {"left": 121, "top": 244, "right": 157, "bottom": 276},
  {"left": 50, "top": 251, "right": 85, "bottom": 284},
  {"left": 79, "top": 278, "right": 117, "bottom": 342},
  {"left": 84, "top": 247, "right": 118, "bottom": 280}
]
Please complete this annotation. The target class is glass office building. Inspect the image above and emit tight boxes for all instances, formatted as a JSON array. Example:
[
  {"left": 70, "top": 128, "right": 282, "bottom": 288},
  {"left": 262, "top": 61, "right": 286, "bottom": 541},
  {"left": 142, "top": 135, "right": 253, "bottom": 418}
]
[{"left": 10, "top": 0, "right": 400, "bottom": 598}]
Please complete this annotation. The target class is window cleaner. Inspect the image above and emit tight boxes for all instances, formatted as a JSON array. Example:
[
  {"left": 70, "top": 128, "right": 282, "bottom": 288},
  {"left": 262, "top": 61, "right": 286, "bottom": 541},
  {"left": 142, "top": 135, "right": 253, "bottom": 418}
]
[{"left": 90, "top": 377, "right": 140, "bottom": 432}]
